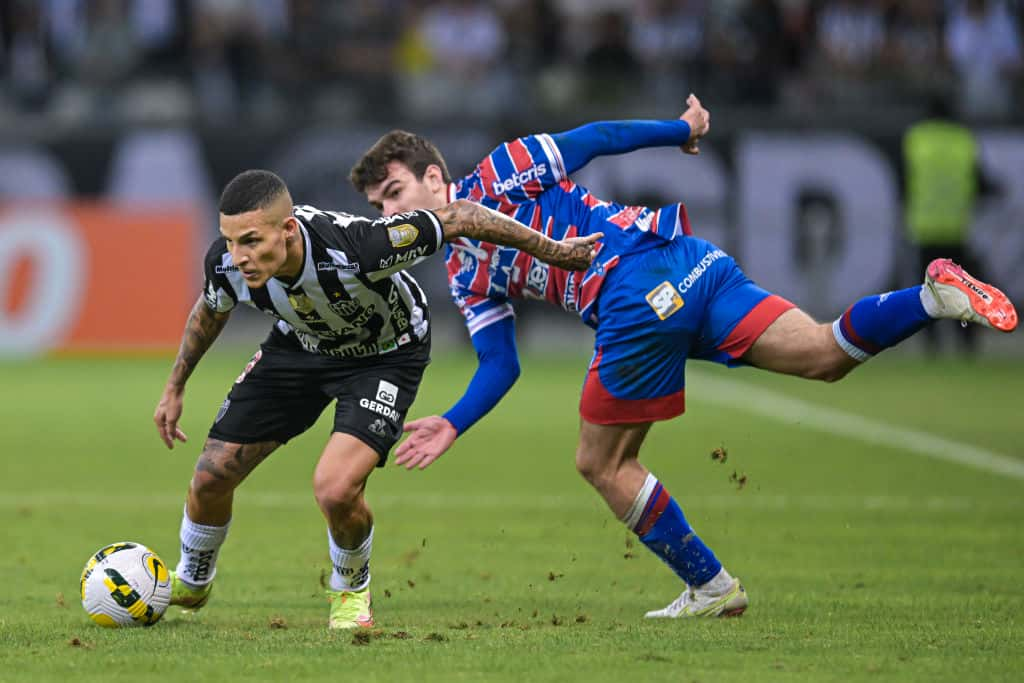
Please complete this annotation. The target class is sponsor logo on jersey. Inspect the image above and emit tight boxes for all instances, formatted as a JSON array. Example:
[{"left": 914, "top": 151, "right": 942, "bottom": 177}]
[
  {"left": 525, "top": 260, "right": 549, "bottom": 297},
  {"left": 329, "top": 299, "right": 362, "bottom": 318},
  {"left": 214, "top": 264, "right": 239, "bottom": 274},
  {"left": 359, "top": 397, "right": 399, "bottom": 421},
  {"left": 379, "top": 244, "right": 429, "bottom": 270},
  {"left": 387, "top": 224, "right": 420, "bottom": 248},
  {"left": 677, "top": 249, "right": 728, "bottom": 295},
  {"left": 376, "top": 380, "right": 399, "bottom": 407},
  {"left": 492, "top": 163, "right": 547, "bottom": 195},
  {"left": 317, "top": 260, "right": 360, "bottom": 273},
  {"left": 646, "top": 281, "right": 684, "bottom": 320},
  {"left": 377, "top": 211, "right": 423, "bottom": 226}
]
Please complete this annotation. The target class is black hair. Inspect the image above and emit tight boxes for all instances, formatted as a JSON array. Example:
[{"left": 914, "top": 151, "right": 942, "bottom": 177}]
[{"left": 218, "top": 169, "right": 289, "bottom": 215}]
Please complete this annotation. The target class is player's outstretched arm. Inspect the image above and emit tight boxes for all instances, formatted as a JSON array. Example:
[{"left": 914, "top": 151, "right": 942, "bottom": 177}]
[
  {"left": 395, "top": 318, "right": 520, "bottom": 470},
  {"left": 154, "top": 294, "right": 231, "bottom": 449},
  {"left": 546, "top": 93, "right": 710, "bottom": 174},
  {"left": 436, "top": 199, "right": 601, "bottom": 271}
]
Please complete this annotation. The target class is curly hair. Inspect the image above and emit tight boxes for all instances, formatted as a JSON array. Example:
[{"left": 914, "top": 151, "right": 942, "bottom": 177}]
[{"left": 349, "top": 130, "right": 451, "bottom": 192}]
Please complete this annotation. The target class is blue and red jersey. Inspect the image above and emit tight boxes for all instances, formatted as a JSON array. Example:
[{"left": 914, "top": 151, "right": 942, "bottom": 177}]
[{"left": 445, "top": 128, "right": 694, "bottom": 334}]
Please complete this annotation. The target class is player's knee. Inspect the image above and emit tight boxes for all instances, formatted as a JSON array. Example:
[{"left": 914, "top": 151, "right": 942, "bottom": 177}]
[
  {"left": 810, "top": 348, "right": 856, "bottom": 382},
  {"left": 312, "top": 476, "right": 362, "bottom": 518},
  {"left": 189, "top": 468, "right": 236, "bottom": 503},
  {"left": 575, "top": 448, "right": 612, "bottom": 489}
]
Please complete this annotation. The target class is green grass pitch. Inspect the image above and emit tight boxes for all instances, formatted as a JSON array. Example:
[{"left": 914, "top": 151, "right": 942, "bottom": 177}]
[{"left": 1, "top": 350, "right": 1021, "bottom": 682}]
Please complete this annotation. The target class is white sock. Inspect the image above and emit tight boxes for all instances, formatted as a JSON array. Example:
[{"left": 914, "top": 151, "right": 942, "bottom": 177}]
[
  {"left": 176, "top": 507, "right": 229, "bottom": 587},
  {"left": 697, "top": 567, "right": 734, "bottom": 596},
  {"left": 920, "top": 285, "right": 944, "bottom": 318},
  {"left": 620, "top": 473, "right": 658, "bottom": 531},
  {"left": 328, "top": 527, "right": 372, "bottom": 592}
]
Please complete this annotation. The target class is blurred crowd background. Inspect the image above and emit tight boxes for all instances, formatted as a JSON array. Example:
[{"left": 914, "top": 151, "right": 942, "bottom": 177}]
[
  {"left": 1, "top": 0, "right": 1022, "bottom": 357},
  {"left": 1, "top": 0, "right": 1022, "bottom": 131}
]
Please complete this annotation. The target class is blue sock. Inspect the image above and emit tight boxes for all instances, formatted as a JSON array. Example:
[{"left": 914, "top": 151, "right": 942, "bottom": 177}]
[
  {"left": 626, "top": 475, "right": 721, "bottom": 586},
  {"left": 833, "top": 286, "right": 932, "bottom": 361}
]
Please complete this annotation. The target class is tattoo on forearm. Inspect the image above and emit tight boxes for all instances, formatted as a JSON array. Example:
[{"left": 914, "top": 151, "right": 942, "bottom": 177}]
[
  {"left": 437, "top": 200, "right": 561, "bottom": 261},
  {"left": 196, "top": 439, "right": 278, "bottom": 482},
  {"left": 168, "top": 296, "right": 229, "bottom": 388}
]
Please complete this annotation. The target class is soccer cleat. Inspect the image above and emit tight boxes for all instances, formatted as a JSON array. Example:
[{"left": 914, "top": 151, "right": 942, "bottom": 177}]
[
  {"left": 168, "top": 570, "right": 213, "bottom": 611},
  {"left": 326, "top": 587, "right": 374, "bottom": 629},
  {"left": 924, "top": 259, "right": 1018, "bottom": 332},
  {"left": 644, "top": 578, "right": 748, "bottom": 619}
]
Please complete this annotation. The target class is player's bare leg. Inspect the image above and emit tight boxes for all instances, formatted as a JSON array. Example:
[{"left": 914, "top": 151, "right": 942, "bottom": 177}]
[
  {"left": 576, "top": 420, "right": 748, "bottom": 618},
  {"left": 575, "top": 421, "right": 651, "bottom": 517},
  {"left": 172, "top": 438, "right": 280, "bottom": 610},
  {"left": 742, "top": 308, "right": 856, "bottom": 381},
  {"left": 744, "top": 261, "right": 1016, "bottom": 375},
  {"left": 313, "top": 433, "right": 380, "bottom": 629}
]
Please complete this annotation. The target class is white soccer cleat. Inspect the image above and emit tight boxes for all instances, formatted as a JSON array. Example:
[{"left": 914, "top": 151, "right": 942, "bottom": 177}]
[
  {"left": 924, "top": 259, "right": 1018, "bottom": 332},
  {"left": 644, "top": 578, "right": 748, "bottom": 619}
]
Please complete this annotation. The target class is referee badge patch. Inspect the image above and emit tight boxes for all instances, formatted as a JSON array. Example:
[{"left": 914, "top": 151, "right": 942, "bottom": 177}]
[
  {"left": 646, "top": 281, "right": 684, "bottom": 320},
  {"left": 387, "top": 224, "right": 419, "bottom": 248}
]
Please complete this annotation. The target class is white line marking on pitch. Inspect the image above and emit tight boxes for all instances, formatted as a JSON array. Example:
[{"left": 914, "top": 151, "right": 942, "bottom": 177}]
[{"left": 689, "top": 369, "right": 1024, "bottom": 481}]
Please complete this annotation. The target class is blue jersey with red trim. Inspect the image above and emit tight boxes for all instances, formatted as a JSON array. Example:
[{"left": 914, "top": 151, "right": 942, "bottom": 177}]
[{"left": 446, "top": 132, "right": 694, "bottom": 333}]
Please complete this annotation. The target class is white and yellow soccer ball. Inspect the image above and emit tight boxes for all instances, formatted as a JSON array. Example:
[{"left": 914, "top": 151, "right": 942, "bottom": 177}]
[{"left": 80, "top": 542, "right": 172, "bottom": 628}]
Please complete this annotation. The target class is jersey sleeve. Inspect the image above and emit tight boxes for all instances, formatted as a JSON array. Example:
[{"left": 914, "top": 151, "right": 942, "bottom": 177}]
[
  {"left": 441, "top": 315, "right": 521, "bottom": 435},
  {"left": 202, "top": 238, "right": 238, "bottom": 313},
  {"left": 474, "top": 133, "right": 566, "bottom": 205},
  {"left": 332, "top": 209, "right": 445, "bottom": 282},
  {"left": 450, "top": 280, "right": 515, "bottom": 336}
]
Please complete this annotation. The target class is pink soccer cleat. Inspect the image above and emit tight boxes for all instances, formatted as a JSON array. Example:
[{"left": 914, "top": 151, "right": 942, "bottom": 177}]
[{"left": 924, "top": 259, "right": 1018, "bottom": 333}]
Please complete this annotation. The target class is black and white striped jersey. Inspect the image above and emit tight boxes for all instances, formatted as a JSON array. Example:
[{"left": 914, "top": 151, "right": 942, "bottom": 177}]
[{"left": 203, "top": 204, "right": 443, "bottom": 358}]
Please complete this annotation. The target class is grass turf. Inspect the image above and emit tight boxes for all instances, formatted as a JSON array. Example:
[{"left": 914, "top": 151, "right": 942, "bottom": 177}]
[{"left": 0, "top": 351, "right": 1021, "bottom": 682}]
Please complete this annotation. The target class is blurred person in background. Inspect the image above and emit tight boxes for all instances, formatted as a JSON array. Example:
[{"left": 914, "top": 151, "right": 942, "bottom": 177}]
[
  {"left": 351, "top": 94, "right": 1018, "bottom": 621},
  {"left": 814, "top": 0, "right": 886, "bottom": 104},
  {"left": 0, "top": 0, "right": 55, "bottom": 112},
  {"left": 946, "top": 0, "right": 1023, "bottom": 121},
  {"left": 398, "top": 0, "right": 508, "bottom": 120}
]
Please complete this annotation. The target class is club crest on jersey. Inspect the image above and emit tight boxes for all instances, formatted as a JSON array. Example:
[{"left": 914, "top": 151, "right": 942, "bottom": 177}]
[
  {"left": 387, "top": 224, "right": 419, "bottom": 248},
  {"left": 646, "top": 281, "right": 684, "bottom": 320},
  {"left": 287, "top": 293, "right": 316, "bottom": 315}
]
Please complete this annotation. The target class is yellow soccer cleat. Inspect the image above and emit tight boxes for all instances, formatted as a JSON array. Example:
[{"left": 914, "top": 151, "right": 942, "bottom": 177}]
[
  {"left": 326, "top": 587, "right": 374, "bottom": 630},
  {"left": 169, "top": 570, "right": 213, "bottom": 612},
  {"left": 644, "top": 578, "right": 748, "bottom": 619}
]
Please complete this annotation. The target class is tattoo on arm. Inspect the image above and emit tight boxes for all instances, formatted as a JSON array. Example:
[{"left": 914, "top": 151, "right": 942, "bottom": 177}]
[
  {"left": 167, "top": 295, "right": 230, "bottom": 389},
  {"left": 435, "top": 200, "right": 561, "bottom": 262}
]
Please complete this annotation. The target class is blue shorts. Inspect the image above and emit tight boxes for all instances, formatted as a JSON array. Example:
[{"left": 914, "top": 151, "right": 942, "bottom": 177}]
[{"left": 580, "top": 237, "right": 794, "bottom": 424}]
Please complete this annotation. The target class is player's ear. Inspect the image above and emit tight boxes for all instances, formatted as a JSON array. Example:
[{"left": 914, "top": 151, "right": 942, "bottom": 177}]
[
  {"left": 424, "top": 164, "right": 445, "bottom": 192},
  {"left": 282, "top": 216, "right": 300, "bottom": 238}
]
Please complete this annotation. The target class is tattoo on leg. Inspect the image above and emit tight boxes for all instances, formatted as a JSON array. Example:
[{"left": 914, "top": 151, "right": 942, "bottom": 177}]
[{"left": 196, "top": 439, "right": 278, "bottom": 483}]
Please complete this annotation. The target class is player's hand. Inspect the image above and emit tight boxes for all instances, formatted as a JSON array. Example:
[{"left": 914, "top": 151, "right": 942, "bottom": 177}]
[
  {"left": 394, "top": 415, "right": 458, "bottom": 470},
  {"left": 154, "top": 386, "right": 189, "bottom": 450},
  {"left": 680, "top": 93, "right": 710, "bottom": 155},
  {"left": 551, "top": 232, "right": 603, "bottom": 271}
]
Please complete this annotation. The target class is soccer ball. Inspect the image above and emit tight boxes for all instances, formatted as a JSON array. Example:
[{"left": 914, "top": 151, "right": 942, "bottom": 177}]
[{"left": 80, "top": 542, "right": 172, "bottom": 628}]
